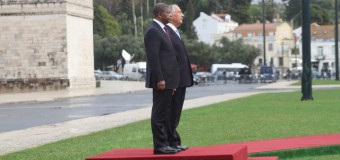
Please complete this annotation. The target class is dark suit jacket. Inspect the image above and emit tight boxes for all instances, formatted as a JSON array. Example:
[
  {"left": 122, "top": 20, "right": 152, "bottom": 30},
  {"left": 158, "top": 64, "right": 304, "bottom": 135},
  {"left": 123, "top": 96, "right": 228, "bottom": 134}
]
[
  {"left": 144, "top": 21, "right": 180, "bottom": 89},
  {"left": 166, "top": 25, "right": 193, "bottom": 87}
]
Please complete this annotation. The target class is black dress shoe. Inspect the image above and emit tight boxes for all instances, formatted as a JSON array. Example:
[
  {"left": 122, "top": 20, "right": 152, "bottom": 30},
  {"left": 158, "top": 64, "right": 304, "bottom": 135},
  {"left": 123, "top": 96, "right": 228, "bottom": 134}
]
[
  {"left": 153, "top": 146, "right": 179, "bottom": 154},
  {"left": 172, "top": 145, "right": 189, "bottom": 151}
]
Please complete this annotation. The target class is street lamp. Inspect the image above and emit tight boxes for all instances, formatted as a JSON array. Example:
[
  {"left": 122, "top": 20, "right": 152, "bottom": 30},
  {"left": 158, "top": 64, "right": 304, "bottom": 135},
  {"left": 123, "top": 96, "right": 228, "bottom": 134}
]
[
  {"left": 262, "top": 0, "right": 267, "bottom": 66},
  {"left": 301, "top": 0, "right": 313, "bottom": 100},
  {"left": 281, "top": 41, "right": 285, "bottom": 78},
  {"left": 335, "top": 0, "right": 339, "bottom": 80}
]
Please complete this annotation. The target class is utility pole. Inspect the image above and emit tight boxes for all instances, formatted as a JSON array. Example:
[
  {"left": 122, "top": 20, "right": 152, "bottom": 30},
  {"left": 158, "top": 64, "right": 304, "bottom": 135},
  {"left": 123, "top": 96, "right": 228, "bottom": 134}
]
[
  {"left": 301, "top": 0, "right": 313, "bottom": 100},
  {"left": 132, "top": 0, "right": 137, "bottom": 37},
  {"left": 335, "top": 0, "right": 339, "bottom": 80},
  {"left": 141, "top": 1, "right": 144, "bottom": 36},
  {"left": 262, "top": 0, "right": 267, "bottom": 66}
]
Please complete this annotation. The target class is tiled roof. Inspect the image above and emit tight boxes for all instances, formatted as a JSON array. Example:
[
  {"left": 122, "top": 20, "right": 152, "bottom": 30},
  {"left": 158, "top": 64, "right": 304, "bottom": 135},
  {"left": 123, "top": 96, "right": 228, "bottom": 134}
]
[
  {"left": 311, "top": 23, "right": 338, "bottom": 39},
  {"left": 233, "top": 23, "right": 280, "bottom": 36}
]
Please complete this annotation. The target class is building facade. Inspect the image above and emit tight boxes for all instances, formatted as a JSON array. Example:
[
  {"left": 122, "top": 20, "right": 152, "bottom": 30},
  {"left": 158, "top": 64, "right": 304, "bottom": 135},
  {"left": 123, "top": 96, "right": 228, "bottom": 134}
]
[
  {"left": 193, "top": 12, "right": 238, "bottom": 45},
  {"left": 228, "top": 22, "right": 296, "bottom": 75},
  {"left": 296, "top": 23, "right": 339, "bottom": 77}
]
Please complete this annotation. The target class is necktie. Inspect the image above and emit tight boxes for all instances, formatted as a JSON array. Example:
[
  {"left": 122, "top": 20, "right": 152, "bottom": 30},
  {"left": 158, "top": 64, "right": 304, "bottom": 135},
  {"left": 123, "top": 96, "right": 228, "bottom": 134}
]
[
  {"left": 175, "top": 29, "right": 181, "bottom": 39},
  {"left": 163, "top": 27, "right": 170, "bottom": 39}
]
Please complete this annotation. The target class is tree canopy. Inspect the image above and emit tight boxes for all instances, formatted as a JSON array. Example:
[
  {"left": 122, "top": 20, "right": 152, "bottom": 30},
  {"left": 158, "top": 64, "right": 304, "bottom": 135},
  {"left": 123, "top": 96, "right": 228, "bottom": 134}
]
[{"left": 93, "top": 0, "right": 336, "bottom": 71}]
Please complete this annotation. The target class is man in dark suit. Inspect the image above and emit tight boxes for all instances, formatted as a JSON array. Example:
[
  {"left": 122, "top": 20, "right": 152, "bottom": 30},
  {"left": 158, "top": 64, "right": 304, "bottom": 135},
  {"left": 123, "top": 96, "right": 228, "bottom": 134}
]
[
  {"left": 166, "top": 4, "right": 194, "bottom": 151},
  {"left": 144, "top": 3, "right": 180, "bottom": 154}
]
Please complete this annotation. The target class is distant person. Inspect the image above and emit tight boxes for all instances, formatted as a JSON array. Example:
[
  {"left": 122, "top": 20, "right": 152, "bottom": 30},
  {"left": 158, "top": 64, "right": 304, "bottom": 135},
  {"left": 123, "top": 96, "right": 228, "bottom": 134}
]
[
  {"left": 144, "top": 3, "right": 180, "bottom": 154},
  {"left": 165, "top": 4, "right": 193, "bottom": 152}
]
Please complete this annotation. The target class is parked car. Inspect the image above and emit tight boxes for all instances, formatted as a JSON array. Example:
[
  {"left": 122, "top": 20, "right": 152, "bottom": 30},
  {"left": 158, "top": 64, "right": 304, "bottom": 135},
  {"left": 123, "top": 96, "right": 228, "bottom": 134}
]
[
  {"left": 259, "top": 66, "right": 278, "bottom": 83},
  {"left": 94, "top": 70, "right": 103, "bottom": 80},
  {"left": 101, "top": 71, "right": 124, "bottom": 80},
  {"left": 193, "top": 73, "right": 199, "bottom": 85},
  {"left": 195, "top": 72, "right": 213, "bottom": 83},
  {"left": 238, "top": 68, "right": 256, "bottom": 83}
]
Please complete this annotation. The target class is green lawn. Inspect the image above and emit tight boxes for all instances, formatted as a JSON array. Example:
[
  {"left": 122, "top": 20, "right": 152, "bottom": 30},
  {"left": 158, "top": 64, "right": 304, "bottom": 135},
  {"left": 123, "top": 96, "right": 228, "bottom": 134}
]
[
  {"left": 250, "top": 145, "right": 340, "bottom": 160},
  {"left": 292, "top": 79, "right": 340, "bottom": 86},
  {"left": 1, "top": 89, "right": 340, "bottom": 160}
]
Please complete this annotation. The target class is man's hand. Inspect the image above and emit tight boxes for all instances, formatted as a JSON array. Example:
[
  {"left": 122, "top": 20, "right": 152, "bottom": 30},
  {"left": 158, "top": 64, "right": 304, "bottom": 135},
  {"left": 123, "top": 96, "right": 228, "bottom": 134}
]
[
  {"left": 172, "top": 89, "right": 176, "bottom": 95},
  {"left": 157, "top": 80, "right": 166, "bottom": 90}
]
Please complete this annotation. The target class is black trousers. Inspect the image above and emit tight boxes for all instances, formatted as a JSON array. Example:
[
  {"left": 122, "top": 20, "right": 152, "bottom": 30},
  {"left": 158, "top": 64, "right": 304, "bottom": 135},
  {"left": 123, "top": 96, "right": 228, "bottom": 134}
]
[
  {"left": 151, "top": 87, "right": 186, "bottom": 149},
  {"left": 168, "top": 87, "right": 186, "bottom": 147},
  {"left": 151, "top": 88, "right": 172, "bottom": 149}
]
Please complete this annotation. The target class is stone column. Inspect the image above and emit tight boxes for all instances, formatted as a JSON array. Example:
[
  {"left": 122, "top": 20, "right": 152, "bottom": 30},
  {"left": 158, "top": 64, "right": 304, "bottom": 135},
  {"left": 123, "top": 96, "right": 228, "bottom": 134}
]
[{"left": 0, "top": 0, "right": 95, "bottom": 92}]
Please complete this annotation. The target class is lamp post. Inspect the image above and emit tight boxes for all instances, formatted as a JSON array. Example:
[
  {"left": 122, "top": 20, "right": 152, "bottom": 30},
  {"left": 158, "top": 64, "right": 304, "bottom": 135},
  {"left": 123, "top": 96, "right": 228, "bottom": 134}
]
[
  {"left": 262, "top": 0, "right": 267, "bottom": 66},
  {"left": 301, "top": 0, "right": 313, "bottom": 100},
  {"left": 293, "top": 36, "right": 298, "bottom": 70},
  {"left": 294, "top": 48, "right": 298, "bottom": 70},
  {"left": 281, "top": 40, "right": 284, "bottom": 79},
  {"left": 335, "top": 0, "right": 339, "bottom": 80}
]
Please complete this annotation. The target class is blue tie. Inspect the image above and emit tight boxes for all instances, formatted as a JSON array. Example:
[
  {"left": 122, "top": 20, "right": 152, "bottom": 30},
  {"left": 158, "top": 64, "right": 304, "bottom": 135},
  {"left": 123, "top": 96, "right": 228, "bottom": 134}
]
[{"left": 175, "top": 29, "right": 181, "bottom": 39}]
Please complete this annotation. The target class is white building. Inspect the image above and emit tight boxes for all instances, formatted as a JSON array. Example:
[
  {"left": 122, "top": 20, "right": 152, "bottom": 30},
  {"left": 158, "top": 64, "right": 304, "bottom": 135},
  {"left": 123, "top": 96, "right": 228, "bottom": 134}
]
[
  {"left": 193, "top": 12, "right": 238, "bottom": 45},
  {"left": 227, "top": 22, "right": 295, "bottom": 75},
  {"left": 296, "top": 23, "right": 340, "bottom": 76}
]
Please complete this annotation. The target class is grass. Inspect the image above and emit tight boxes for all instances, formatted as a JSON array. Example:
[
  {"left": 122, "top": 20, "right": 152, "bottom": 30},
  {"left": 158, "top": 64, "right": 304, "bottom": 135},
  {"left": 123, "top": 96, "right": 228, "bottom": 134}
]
[
  {"left": 292, "top": 79, "right": 340, "bottom": 86},
  {"left": 250, "top": 145, "right": 340, "bottom": 160},
  {"left": 1, "top": 89, "right": 340, "bottom": 160}
]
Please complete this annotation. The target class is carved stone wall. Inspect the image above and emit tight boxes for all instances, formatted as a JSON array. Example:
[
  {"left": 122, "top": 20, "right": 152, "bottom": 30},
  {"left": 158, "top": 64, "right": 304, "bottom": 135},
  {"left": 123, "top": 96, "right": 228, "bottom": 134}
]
[{"left": 0, "top": 0, "right": 94, "bottom": 93}]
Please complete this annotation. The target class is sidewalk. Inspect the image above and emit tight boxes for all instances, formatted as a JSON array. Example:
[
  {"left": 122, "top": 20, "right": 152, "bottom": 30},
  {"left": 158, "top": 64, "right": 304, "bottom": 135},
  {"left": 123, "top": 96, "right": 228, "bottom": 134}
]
[
  {"left": 0, "top": 80, "right": 338, "bottom": 155},
  {"left": 0, "top": 81, "right": 148, "bottom": 105}
]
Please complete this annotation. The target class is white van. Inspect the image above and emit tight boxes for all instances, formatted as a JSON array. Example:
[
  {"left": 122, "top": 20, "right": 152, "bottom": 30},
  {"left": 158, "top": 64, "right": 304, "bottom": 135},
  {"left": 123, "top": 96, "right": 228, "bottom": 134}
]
[
  {"left": 123, "top": 62, "right": 146, "bottom": 81},
  {"left": 211, "top": 63, "right": 248, "bottom": 80}
]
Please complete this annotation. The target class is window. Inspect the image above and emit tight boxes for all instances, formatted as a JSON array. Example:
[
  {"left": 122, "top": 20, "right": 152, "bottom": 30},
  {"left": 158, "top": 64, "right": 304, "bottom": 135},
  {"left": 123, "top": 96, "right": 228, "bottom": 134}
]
[
  {"left": 279, "top": 57, "right": 283, "bottom": 66},
  {"left": 258, "top": 59, "right": 263, "bottom": 65},
  {"left": 258, "top": 44, "right": 263, "bottom": 53},
  {"left": 202, "top": 19, "right": 207, "bottom": 28},
  {"left": 132, "top": 67, "right": 137, "bottom": 72},
  {"left": 269, "top": 43, "right": 273, "bottom": 51},
  {"left": 317, "top": 46, "right": 323, "bottom": 56}
]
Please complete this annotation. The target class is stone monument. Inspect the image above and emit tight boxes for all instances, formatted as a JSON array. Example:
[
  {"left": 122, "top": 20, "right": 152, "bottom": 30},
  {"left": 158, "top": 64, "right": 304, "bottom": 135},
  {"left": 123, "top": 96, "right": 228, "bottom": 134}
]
[{"left": 0, "top": 0, "right": 95, "bottom": 93}]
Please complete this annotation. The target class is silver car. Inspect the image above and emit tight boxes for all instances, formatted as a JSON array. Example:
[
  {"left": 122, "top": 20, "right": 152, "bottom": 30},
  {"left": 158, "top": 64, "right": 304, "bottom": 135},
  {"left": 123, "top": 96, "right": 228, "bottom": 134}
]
[{"left": 101, "top": 71, "right": 124, "bottom": 80}]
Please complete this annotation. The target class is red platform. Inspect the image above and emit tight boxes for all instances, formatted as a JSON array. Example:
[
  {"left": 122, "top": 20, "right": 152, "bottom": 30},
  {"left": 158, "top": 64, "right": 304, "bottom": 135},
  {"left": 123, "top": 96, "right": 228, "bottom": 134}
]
[
  {"left": 86, "top": 133, "right": 340, "bottom": 160},
  {"left": 86, "top": 145, "right": 249, "bottom": 160}
]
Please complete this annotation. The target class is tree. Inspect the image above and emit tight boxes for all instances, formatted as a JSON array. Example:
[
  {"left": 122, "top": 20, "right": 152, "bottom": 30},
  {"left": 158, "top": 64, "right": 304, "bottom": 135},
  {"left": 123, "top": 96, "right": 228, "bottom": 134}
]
[
  {"left": 227, "top": 0, "right": 252, "bottom": 24},
  {"left": 285, "top": 0, "right": 334, "bottom": 27},
  {"left": 219, "top": 37, "right": 260, "bottom": 67},
  {"left": 93, "top": 3, "right": 121, "bottom": 37},
  {"left": 94, "top": 35, "right": 145, "bottom": 70},
  {"left": 116, "top": 0, "right": 134, "bottom": 35}
]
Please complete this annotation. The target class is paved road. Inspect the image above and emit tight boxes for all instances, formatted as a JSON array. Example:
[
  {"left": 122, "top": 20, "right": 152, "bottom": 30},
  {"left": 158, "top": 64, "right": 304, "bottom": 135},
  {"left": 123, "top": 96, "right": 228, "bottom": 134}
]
[{"left": 0, "top": 81, "right": 268, "bottom": 133}]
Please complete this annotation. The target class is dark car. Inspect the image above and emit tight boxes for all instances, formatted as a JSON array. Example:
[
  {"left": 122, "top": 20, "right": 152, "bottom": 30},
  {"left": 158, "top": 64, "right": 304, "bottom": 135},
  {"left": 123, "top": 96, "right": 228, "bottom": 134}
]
[
  {"left": 259, "top": 66, "right": 277, "bottom": 83},
  {"left": 238, "top": 68, "right": 255, "bottom": 83}
]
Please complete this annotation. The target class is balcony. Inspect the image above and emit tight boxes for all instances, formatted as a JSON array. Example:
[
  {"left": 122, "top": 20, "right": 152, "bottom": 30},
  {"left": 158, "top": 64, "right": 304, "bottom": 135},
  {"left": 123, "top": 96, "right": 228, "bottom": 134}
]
[{"left": 314, "top": 55, "right": 325, "bottom": 60}]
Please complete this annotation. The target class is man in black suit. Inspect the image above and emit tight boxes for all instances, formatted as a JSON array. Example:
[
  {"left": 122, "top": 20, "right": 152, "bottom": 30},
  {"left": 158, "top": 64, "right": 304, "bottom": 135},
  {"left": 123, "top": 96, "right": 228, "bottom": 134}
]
[
  {"left": 144, "top": 3, "right": 180, "bottom": 154},
  {"left": 166, "top": 4, "right": 194, "bottom": 151}
]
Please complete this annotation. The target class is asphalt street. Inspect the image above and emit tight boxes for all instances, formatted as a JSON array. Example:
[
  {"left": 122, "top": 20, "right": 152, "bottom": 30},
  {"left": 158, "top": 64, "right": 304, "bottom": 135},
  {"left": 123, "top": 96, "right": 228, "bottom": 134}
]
[{"left": 0, "top": 81, "right": 270, "bottom": 133}]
